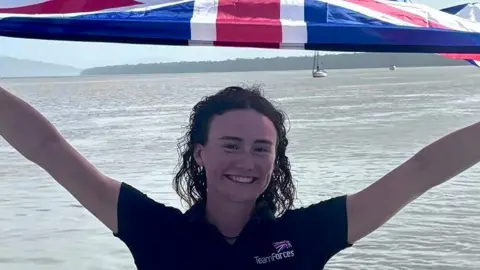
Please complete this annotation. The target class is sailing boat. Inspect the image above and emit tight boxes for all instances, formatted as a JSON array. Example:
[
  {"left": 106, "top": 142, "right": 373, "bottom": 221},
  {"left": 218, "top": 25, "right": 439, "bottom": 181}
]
[
  {"left": 389, "top": 54, "right": 397, "bottom": 70},
  {"left": 312, "top": 51, "right": 327, "bottom": 78}
]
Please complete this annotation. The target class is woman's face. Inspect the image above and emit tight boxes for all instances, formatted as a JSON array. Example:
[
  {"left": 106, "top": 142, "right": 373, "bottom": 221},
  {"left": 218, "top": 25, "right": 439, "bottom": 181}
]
[{"left": 194, "top": 109, "right": 277, "bottom": 203}]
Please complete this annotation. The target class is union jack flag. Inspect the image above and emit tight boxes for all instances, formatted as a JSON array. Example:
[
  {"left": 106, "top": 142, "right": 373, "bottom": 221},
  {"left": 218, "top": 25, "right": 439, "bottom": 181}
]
[
  {"left": 273, "top": 240, "right": 292, "bottom": 252},
  {"left": 1, "top": 0, "right": 480, "bottom": 56}
]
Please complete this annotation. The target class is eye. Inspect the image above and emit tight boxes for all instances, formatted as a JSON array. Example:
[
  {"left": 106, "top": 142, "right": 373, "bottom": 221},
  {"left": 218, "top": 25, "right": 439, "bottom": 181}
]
[
  {"left": 223, "top": 143, "right": 239, "bottom": 150},
  {"left": 254, "top": 147, "right": 271, "bottom": 153}
]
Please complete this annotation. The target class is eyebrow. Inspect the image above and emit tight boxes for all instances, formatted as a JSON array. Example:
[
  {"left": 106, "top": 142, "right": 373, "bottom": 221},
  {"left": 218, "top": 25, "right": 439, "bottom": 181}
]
[{"left": 219, "top": 136, "right": 274, "bottom": 145}]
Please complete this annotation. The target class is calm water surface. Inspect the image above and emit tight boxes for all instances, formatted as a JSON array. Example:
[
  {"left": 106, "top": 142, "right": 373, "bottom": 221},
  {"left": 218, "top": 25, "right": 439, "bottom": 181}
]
[{"left": 1, "top": 66, "right": 479, "bottom": 269}]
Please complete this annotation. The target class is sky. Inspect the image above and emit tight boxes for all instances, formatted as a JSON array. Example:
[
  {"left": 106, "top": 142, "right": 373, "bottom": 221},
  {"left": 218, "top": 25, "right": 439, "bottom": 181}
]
[{"left": 0, "top": 0, "right": 469, "bottom": 69}]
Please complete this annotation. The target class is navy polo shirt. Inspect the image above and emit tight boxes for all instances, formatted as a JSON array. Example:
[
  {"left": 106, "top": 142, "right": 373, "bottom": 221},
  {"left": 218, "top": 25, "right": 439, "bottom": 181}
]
[{"left": 114, "top": 182, "right": 352, "bottom": 269}]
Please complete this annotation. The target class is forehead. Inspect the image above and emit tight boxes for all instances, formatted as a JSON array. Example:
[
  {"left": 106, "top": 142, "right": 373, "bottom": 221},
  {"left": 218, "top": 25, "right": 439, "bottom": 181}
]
[{"left": 208, "top": 109, "right": 277, "bottom": 143}]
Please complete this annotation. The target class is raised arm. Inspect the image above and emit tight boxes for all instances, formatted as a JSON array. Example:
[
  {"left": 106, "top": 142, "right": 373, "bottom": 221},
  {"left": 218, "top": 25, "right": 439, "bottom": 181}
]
[
  {"left": 0, "top": 86, "right": 121, "bottom": 233},
  {"left": 346, "top": 121, "right": 480, "bottom": 244}
]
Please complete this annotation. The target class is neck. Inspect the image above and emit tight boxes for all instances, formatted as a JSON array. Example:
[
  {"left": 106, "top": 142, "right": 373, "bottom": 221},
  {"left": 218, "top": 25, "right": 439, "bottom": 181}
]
[{"left": 205, "top": 194, "right": 256, "bottom": 238}]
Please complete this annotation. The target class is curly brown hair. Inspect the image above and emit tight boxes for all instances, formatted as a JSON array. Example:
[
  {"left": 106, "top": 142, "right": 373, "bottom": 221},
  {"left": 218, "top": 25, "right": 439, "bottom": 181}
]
[{"left": 173, "top": 85, "right": 296, "bottom": 216}]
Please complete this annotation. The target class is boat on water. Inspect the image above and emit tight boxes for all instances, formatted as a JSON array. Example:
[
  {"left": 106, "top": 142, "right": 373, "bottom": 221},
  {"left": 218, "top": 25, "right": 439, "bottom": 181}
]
[
  {"left": 312, "top": 51, "right": 327, "bottom": 78},
  {"left": 312, "top": 68, "right": 327, "bottom": 78},
  {"left": 389, "top": 54, "right": 397, "bottom": 70}
]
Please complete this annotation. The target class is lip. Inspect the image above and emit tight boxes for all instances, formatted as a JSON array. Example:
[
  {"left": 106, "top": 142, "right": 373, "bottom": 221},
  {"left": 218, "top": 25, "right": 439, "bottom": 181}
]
[{"left": 225, "top": 174, "right": 258, "bottom": 184}]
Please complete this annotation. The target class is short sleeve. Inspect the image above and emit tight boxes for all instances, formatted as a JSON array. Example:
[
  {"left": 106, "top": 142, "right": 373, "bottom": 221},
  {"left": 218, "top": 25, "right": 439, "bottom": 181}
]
[
  {"left": 114, "top": 182, "right": 183, "bottom": 264},
  {"left": 284, "top": 195, "right": 352, "bottom": 264}
]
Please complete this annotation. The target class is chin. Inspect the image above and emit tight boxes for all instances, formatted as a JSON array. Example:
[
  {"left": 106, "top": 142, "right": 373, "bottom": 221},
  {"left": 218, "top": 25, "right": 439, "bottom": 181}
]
[
  {"left": 216, "top": 188, "right": 262, "bottom": 204},
  {"left": 226, "top": 193, "right": 260, "bottom": 204}
]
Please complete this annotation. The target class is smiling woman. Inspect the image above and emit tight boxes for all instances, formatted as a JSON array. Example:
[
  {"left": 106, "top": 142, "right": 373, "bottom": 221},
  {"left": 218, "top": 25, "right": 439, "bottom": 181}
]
[
  {"left": 174, "top": 86, "right": 294, "bottom": 219},
  {"left": 112, "top": 86, "right": 352, "bottom": 268},
  {"left": 0, "top": 84, "right": 479, "bottom": 270}
]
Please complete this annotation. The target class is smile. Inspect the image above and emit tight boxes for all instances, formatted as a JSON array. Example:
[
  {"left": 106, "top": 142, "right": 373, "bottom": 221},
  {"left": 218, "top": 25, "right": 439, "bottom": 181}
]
[{"left": 225, "top": 175, "right": 257, "bottom": 184}]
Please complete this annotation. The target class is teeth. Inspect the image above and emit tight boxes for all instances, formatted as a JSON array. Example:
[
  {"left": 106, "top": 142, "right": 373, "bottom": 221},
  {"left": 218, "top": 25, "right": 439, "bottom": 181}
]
[{"left": 228, "top": 175, "right": 254, "bottom": 183}]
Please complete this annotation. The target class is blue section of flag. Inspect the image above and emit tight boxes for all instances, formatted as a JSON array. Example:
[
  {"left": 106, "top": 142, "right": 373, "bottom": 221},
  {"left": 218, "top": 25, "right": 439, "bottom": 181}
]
[
  {"left": 72, "top": 1, "right": 195, "bottom": 41},
  {"left": 441, "top": 4, "right": 469, "bottom": 15},
  {"left": 303, "top": 0, "right": 480, "bottom": 53},
  {"left": 305, "top": 0, "right": 397, "bottom": 48}
]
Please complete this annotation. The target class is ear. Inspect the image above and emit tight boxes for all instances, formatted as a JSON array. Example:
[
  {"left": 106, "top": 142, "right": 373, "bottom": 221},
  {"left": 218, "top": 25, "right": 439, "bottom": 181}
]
[{"left": 193, "top": 144, "right": 205, "bottom": 167}]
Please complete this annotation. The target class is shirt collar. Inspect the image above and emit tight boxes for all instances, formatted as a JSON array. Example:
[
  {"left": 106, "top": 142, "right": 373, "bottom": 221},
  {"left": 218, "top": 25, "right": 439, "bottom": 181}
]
[{"left": 184, "top": 199, "right": 275, "bottom": 223}]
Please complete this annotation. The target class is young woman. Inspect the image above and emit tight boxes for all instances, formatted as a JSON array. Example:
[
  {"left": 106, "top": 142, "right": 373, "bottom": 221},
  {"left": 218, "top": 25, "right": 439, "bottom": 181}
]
[{"left": 0, "top": 85, "right": 478, "bottom": 270}]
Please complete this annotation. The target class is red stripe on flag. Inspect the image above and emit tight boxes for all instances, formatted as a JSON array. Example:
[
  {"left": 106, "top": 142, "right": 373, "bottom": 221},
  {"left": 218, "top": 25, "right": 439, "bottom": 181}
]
[
  {"left": 214, "top": 0, "right": 282, "bottom": 46},
  {"left": 0, "top": 0, "right": 140, "bottom": 14},
  {"left": 440, "top": 53, "right": 480, "bottom": 61},
  {"left": 343, "top": 0, "right": 479, "bottom": 60},
  {"left": 342, "top": 0, "right": 445, "bottom": 27},
  {"left": 213, "top": 41, "right": 282, "bottom": 49},
  {"left": 343, "top": 0, "right": 433, "bottom": 26}
]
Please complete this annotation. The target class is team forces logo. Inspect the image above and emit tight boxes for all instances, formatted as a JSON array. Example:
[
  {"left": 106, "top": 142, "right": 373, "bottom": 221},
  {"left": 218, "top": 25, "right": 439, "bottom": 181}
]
[{"left": 254, "top": 240, "right": 295, "bottom": 264}]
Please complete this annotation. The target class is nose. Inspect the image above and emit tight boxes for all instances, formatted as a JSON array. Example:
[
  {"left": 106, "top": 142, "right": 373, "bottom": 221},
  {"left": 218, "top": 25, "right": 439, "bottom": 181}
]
[{"left": 236, "top": 151, "right": 256, "bottom": 171}]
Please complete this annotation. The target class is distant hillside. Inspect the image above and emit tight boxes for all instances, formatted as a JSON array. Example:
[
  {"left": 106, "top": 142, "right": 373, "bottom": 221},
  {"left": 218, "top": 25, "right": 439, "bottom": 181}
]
[
  {"left": 81, "top": 53, "right": 468, "bottom": 75},
  {"left": 0, "top": 56, "right": 80, "bottom": 78}
]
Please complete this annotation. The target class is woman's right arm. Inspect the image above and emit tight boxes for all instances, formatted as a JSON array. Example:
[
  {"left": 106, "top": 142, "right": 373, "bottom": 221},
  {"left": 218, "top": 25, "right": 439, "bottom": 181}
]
[{"left": 0, "top": 86, "right": 121, "bottom": 233}]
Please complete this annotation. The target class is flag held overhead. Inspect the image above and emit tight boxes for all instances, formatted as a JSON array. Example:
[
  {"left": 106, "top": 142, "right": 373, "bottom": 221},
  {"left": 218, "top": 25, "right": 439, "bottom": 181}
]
[{"left": 1, "top": 0, "right": 480, "bottom": 54}]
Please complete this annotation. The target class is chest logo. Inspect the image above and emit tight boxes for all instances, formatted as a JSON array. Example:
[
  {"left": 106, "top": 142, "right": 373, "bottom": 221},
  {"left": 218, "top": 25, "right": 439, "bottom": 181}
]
[
  {"left": 273, "top": 240, "right": 292, "bottom": 252},
  {"left": 254, "top": 240, "right": 295, "bottom": 265}
]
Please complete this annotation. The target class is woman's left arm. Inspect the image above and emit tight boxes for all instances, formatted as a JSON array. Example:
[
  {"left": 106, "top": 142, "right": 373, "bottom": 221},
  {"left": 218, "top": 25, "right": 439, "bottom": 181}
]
[{"left": 346, "top": 121, "right": 480, "bottom": 244}]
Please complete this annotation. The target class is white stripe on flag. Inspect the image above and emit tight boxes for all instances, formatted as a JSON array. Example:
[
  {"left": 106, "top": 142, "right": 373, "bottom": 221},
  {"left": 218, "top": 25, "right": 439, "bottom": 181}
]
[
  {"left": 190, "top": 0, "right": 218, "bottom": 42},
  {"left": 280, "top": 0, "right": 307, "bottom": 44}
]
